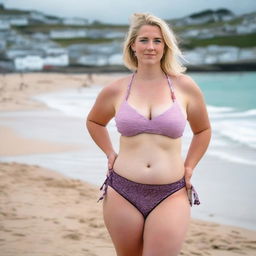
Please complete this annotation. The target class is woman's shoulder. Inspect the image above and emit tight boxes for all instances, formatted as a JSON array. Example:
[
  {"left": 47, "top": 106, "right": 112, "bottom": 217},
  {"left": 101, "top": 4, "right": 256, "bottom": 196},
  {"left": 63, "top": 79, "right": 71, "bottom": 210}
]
[
  {"left": 173, "top": 73, "right": 202, "bottom": 96},
  {"left": 100, "top": 74, "right": 132, "bottom": 96}
]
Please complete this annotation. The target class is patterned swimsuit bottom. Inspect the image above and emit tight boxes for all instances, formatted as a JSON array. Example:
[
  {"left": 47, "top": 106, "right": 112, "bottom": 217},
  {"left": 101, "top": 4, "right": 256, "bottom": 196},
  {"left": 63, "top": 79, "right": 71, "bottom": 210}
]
[{"left": 98, "top": 169, "right": 200, "bottom": 219}]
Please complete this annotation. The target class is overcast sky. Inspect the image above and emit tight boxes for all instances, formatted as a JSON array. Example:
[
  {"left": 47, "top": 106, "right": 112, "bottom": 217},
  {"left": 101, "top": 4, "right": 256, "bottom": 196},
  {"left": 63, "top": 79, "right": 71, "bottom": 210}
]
[{"left": 1, "top": 0, "right": 255, "bottom": 24}]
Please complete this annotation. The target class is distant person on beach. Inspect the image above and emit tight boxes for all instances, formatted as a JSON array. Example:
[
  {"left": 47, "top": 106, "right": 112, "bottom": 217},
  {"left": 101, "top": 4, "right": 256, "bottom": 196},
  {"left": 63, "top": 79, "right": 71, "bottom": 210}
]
[{"left": 86, "top": 13, "right": 211, "bottom": 256}]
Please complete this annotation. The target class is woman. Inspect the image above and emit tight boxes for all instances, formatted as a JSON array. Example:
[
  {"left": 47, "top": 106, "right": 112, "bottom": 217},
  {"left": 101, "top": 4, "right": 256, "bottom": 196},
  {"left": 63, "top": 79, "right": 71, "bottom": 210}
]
[{"left": 86, "top": 13, "right": 211, "bottom": 256}]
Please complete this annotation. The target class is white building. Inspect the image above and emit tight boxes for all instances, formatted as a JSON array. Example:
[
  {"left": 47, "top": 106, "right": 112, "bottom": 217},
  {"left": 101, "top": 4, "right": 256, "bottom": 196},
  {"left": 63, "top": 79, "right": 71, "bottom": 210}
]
[
  {"left": 43, "top": 54, "right": 69, "bottom": 67},
  {"left": 78, "top": 55, "right": 108, "bottom": 66},
  {"left": 0, "top": 40, "right": 6, "bottom": 51},
  {"left": 0, "top": 19, "right": 10, "bottom": 30},
  {"left": 62, "top": 17, "right": 88, "bottom": 26},
  {"left": 49, "top": 29, "right": 87, "bottom": 39},
  {"left": 30, "top": 11, "right": 47, "bottom": 22},
  {"left": 14, "top": 52, "right": 69, "bottom": 71},
  {"left": 14, "top": 55, "right": 44, "bottom": 71},
  {"left": 239, "top": 48, "right": 256, "bottom": 61},
  {"left": 9, "top": 17, "right": 29, "bottom": 26},
  {"left": 108, "top": 53, "right": 123, "bottom": 65},
  {"left": 236, "top": 23, "right": 256, "bottom": 34}
]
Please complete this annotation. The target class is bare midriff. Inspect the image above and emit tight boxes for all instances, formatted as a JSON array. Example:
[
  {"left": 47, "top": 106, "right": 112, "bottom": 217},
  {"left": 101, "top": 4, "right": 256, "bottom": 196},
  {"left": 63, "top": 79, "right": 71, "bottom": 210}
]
[{"left": 113, "top": 133, "right": 185, "bottom": 184}]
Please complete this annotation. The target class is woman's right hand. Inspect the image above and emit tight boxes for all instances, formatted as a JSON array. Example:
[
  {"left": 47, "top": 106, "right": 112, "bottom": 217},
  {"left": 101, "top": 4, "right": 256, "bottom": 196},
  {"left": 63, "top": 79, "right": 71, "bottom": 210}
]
[{"left": 107, "top": 152, "right": 118, "bottom": 171}]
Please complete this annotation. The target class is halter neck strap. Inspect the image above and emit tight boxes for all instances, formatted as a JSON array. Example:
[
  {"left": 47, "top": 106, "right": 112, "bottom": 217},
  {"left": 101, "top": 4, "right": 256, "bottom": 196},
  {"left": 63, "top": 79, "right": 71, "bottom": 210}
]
[
  {"left": 166, "top": 74, "right": 176, "bottom": 102},
  {"left": 125, "top": 73, "right": 176, "bottom": 102},
  {"left": 125, "top": 73, "right": 135, "bottom": 100}
]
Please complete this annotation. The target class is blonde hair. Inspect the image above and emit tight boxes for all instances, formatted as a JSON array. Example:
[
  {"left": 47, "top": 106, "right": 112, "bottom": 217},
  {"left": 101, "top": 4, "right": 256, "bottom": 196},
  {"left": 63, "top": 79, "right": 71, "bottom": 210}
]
[{"left": 123, "top": 13, "right": 187, "bottom": 76}]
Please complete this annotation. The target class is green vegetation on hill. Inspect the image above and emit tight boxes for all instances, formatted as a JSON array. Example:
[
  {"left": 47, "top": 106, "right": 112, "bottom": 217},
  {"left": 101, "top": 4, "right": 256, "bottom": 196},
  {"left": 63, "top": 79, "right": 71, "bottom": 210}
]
[
  {"left": 13, "top": 24, "right": 128, "bottom": 34},
  {"left": 53, "top": 37, "right": 121, "bottom": 46},
  {"left": 183, "top": 33, "right": 256, "bottom": 48},
  {"left": 171, "top": 17, "right": 243, "bottom": 33},
  {"left": 0, "top": 9, "right": 30, "bottom": 15}
]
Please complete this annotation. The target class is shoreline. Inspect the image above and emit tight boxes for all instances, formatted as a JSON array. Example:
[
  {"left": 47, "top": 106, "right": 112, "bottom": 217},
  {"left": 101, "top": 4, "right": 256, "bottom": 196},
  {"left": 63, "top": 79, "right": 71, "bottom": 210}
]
[{"left": 1, "top": 61, "right": 256, "bottom": 74}]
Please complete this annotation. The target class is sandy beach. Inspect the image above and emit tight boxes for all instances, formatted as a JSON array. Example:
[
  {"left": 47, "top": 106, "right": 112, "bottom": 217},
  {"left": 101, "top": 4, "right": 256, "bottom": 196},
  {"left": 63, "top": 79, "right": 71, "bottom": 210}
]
[{"left": 0, "top": 73, "right": 256, "bottom": 255}]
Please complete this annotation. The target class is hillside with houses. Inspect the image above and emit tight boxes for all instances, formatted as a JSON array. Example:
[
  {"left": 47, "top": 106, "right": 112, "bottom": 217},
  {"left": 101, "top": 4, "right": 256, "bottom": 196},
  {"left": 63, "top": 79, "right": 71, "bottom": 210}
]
[{"left": 0, "top": 4, "right": 255, "bottom": 72}]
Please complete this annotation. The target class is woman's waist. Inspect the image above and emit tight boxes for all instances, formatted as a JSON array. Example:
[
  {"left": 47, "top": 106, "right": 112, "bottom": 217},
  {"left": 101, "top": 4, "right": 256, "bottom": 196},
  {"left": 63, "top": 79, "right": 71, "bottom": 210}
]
[
  {"left": 113, "top": 153, "right": 185, "bottom": 184},
  {"left": 117, "top": 145, "right": 182, "bottom": 163}
]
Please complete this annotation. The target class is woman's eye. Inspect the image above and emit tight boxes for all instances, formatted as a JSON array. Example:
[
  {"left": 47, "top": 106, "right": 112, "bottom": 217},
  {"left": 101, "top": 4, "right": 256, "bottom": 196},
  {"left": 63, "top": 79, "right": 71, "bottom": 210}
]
[{"left": 139, "top": 39, "right": 162, "bottom": 43}]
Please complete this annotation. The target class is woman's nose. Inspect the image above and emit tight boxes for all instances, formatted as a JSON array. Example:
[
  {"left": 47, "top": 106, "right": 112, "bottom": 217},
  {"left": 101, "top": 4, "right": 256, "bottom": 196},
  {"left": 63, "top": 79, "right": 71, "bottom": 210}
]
[{"left": 147, "top": 41, "right": 154, "bottom": 50}]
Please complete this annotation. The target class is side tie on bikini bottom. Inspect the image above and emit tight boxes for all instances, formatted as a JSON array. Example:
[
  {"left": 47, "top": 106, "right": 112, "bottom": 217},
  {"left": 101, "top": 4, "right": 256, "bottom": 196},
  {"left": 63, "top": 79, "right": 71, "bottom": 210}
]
[
  {"left": 97, "top": 170, "right": 114, "bottom": 202},
  {"left": 98, "top": 169, "right": 200, "bottom": 218}
]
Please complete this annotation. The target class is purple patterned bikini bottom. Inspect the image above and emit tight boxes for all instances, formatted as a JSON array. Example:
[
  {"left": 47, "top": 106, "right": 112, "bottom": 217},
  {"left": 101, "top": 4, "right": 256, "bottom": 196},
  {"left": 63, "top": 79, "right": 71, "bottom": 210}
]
[{"left": 98, "top": 169, "right": 200, "bottom": 219}]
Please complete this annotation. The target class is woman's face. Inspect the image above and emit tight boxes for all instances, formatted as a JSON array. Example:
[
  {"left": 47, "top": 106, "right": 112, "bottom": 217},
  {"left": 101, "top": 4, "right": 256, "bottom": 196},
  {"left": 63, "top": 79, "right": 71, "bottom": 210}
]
[{"left": 132, "top": 25, "right": 165, "bottom": 66}]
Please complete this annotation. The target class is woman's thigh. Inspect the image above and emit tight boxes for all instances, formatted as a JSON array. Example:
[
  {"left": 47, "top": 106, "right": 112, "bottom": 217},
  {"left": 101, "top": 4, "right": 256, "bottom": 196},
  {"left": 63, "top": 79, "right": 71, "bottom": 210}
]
[
  {"left": 103, "top": 186, "right": 144, "bottom": 256},
  {"left": 142, "top": 187, "right": 191, "bottom": 256}
]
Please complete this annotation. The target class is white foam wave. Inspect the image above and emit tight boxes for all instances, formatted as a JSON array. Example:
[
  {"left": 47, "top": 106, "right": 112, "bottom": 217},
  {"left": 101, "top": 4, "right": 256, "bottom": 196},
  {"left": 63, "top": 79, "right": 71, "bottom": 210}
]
[
  {"left": 34, "top": 87, "right": 102, "bottom": 119},
  {"left": 208, "top": 106, "right": 256, "bottom": 119},
  {"left": 212, "top": 120, "right": 256, "bottom": 149},
  {"left": 208, "top": 150, "right": 256, "bottom": 166},
  {"left": 207, "top": 105, "right": 234, "bottom": 113}
]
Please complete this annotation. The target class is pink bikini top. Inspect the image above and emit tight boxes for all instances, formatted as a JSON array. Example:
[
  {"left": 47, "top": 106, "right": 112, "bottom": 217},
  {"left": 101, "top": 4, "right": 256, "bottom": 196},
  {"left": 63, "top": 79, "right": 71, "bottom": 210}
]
[{"left": 115, "top": 73, "right": 186, "bottom": 138}]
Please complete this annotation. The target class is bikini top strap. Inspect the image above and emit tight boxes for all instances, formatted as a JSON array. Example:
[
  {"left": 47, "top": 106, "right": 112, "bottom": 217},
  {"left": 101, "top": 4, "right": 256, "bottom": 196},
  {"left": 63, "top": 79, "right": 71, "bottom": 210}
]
[
  {"left": 166, "top": 74, "right": 176, "bottom": 102},
  {"left": 125, "top": 73, "right": 135, "bottom": 100}
]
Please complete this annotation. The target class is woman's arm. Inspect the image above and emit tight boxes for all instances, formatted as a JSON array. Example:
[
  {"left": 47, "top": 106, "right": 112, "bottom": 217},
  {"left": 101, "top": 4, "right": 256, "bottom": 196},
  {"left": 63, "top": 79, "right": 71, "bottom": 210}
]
[
  {"left": 86, "top": 84, "right": 118, "bottom": 168},
  {"left": 181, "top": 75, "right": 212, "bottom": 188}
]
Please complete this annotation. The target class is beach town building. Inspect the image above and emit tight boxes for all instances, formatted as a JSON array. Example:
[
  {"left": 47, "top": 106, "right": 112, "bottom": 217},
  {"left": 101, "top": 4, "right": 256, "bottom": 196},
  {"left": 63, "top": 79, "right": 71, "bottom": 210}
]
[
  {"left": 0, "top": 19, "right": 10, "bottom": 30},
  {"left": 29, "top": 11, "right": 60, "bottom": 24},
  {"left": 0, "top": 15, "right": 29, "bottom": 27},
  {"left": 14, "top": 51, "right": 69, "bottom": 71},
  {"left": 62, "top": 17, "right": 88, "bottom": 26},
  {"left": 173, "top": 9, "right": 234, "bottom": 26},
  {"left": 14, "top": 55, "right": 44, "bottom": 71},
  {"left": 49, "top": 29, "right": 87, "bottom": 39},
  {"left": 6, "top": 44, "right": 69, "bottom": 71},
  {"left": 184, "top": 46, "right": 256, "bottom": 65}
]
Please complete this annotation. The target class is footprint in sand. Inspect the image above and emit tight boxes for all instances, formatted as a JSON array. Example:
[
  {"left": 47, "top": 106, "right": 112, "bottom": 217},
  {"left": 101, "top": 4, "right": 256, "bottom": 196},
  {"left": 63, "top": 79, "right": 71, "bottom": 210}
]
[
  {"left": 242, "top": 240, "right": 256, "bottom": 250},
  {"left": 13, "top": 233, "right": 26, "bottom": 237},
  {"left": 63, "top": 232, "right": 82, "bottom": 240}
]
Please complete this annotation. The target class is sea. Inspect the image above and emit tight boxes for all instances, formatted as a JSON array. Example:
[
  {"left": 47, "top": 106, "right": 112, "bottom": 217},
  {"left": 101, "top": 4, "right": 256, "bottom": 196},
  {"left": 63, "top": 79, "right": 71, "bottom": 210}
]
[{"left": 0, "top": 71, "right": 255, "bottom": 230}]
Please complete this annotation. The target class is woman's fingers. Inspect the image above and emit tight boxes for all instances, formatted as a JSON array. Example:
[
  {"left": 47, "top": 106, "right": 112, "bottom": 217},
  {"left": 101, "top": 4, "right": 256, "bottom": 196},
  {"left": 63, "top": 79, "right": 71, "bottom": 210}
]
[
  {"left": 184, "top": 166, "right": 193, "bottom": 189},
  {"left": 107, "top": 152, "right": 118, "bottom": 170}
]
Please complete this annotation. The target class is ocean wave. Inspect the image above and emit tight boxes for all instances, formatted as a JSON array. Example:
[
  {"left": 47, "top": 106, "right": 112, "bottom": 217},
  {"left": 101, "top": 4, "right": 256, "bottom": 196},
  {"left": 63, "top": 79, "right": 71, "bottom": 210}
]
[
  {"left": 34, "top": 88, "right": 98, "bottom": 118},
  {"left": 207, "top": 105, "right": 234, "bottom": 113},
  {"left": 208, "top": 150, "right": 256, "bottom": 166},
  {"left": 208, "top": 105, "right": 256, "bottom": 119},
  {"left": 212, "top": 120, "right": 256, "bottom": 149}
]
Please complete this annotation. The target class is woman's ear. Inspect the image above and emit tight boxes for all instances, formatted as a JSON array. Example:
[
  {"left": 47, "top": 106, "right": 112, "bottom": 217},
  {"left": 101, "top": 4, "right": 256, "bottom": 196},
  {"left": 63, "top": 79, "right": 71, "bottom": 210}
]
[{"left": 131, "top": 42, "right": 135, "bottom": 52}]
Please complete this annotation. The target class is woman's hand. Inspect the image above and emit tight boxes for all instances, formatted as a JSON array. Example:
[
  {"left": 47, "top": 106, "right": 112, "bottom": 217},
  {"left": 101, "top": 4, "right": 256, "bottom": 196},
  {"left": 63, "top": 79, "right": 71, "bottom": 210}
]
[
  {"left": 184, "top": 166, "right": 193, "bottom": 189},
  {"left": 107, "top": 152, "right": 118, "bottom": 171}
]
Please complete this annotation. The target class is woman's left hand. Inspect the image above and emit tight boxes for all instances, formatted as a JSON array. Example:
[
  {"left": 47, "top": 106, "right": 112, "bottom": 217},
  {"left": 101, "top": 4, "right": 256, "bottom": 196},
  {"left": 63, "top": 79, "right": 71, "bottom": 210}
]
[{"left": 184, "top": 166, "right": 193, "bottom": 189}]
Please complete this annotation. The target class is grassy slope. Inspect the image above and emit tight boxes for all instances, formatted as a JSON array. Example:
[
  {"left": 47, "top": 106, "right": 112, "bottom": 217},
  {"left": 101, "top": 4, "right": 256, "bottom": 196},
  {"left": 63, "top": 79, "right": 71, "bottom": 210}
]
[{"left": 183, "top": 33, "right": 256, "bottom": 48}]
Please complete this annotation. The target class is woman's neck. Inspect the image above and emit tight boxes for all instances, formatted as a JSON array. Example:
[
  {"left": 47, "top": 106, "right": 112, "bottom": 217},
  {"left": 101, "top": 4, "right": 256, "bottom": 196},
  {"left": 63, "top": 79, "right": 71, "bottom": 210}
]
[{"left": 135, "top": 64, "right": 165, "bottom": 81}]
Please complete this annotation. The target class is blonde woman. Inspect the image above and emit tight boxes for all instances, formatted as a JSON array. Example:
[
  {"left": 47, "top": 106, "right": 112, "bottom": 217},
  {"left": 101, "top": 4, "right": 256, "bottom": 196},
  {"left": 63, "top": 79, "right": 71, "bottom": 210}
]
[{"left": 86, "top": 13, "right": 211, "bottom": 256}]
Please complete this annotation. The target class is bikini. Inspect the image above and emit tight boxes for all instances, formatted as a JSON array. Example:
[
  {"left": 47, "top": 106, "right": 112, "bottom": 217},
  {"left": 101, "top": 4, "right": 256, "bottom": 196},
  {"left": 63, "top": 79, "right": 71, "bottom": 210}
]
[{"left": 98, "top": 73, "right": 200, "bottom": 219}]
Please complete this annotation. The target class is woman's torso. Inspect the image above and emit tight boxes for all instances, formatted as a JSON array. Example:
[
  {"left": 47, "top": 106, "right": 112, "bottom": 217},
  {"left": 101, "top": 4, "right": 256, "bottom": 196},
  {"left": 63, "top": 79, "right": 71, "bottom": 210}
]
[{"left": 112, "top": 73, "right": 187, "bottom": 184}]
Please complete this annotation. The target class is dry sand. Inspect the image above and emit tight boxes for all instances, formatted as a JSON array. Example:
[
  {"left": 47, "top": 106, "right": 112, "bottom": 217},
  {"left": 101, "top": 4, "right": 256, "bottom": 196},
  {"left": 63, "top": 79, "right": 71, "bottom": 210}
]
[
  {"left": 0, "top": 72, "right": 123, "bottom": 111},
  {"left": 0, "top": 126, "right": 81, "bottom": 156},
  {"left": 0, "top": 72, "right": 256, "bottom": 255},
  {"left": 1, "top": 162, "right": 256, "bottom": 256}
]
